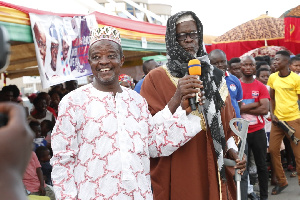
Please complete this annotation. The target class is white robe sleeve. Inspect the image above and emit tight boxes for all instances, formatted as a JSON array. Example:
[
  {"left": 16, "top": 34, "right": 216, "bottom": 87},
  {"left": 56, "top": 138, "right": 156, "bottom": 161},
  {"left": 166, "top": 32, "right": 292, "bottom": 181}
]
[
  {"left": 50, "top": 98, "right": 79, "bottom": 200},
  {"left": 227, "top": 136, "right": 238, "bottom": 152},
  {"left": 147, "top": 104, "right": 202, "bottom": 158}
]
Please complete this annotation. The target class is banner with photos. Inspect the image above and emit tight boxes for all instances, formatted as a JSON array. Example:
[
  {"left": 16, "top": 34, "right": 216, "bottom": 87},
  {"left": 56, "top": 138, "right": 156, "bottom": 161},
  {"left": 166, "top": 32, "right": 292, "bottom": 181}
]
[{"left": 29, "top": 13, "right": 98, "bottom": 88}]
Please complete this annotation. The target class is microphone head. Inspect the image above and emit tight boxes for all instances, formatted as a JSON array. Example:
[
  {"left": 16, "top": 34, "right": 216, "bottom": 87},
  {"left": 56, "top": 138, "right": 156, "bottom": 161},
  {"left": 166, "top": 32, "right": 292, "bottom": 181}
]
[{"left": 188, "top": 59, "right": 201, "bottom": 75}]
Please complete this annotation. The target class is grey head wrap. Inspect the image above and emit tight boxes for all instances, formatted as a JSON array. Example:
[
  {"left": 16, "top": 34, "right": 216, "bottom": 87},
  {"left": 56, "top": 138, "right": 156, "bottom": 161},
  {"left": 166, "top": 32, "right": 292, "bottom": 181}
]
[{"left": 166, "top": 11, "right": 227, "bottom": 180}]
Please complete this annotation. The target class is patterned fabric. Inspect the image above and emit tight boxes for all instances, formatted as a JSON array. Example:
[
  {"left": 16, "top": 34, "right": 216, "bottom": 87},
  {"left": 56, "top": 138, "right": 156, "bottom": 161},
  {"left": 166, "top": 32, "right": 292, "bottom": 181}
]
[
  {"left": 214, "top": 15, "right": 284, "bottom": 43},
  {"left": 90, "top": 26, "right": 121, "bottom": 46},
  {"left": 241, "top": 46, "right": 292, "bottom": 58},
  {"left": 50, "top": 84, "right": 201, "bottom": 199},
  {"left": 165, "top": 11, "right": 227, "bottom": 180},
  {"left": 286, "top": 5, "right": 300, "bottom": 17},
  {"left": 118, "top": 74, "right": 134, "bottom": 87}
]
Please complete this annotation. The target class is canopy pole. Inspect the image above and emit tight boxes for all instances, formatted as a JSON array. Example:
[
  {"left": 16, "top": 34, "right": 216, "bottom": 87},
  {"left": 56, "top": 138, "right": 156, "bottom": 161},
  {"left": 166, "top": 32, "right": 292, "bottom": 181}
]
[{"left": 3, "top": 72, "right": 7, "bottom": 86}]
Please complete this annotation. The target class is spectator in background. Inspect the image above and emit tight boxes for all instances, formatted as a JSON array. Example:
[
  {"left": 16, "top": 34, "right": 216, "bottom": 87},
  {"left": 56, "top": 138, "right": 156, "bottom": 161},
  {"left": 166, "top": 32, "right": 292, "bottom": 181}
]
[
  {"left": 35, "top": 146, "right": 53, "bottom": 186},
  {"left": 30, "top": 121, "right": 47, "bottom": 151},
  {"left": 50, "top": 84, "right": 64, "bottom": 93},
  {"left": 278, "top": 54, "right": 298, "bottom": 182},
  {"left": 48, "top": 90, "right": 63, "bottom": 117},
  {"left": 289, "top": 56, "right": 300, "bottom": 75},
  {"left": 50, "top": 84, "right": 67, "bottom": 97},
  {"left": 209, "top": 49, "right": 243, "bottom": 118},
  {"left": 65, "top": 80, "right": 78, "bottom": 93},
  {"left": 23, "top": 151, "right": 55, "bottom": 200},
  {"left": 256, "top": 67, "right": 275, "bottom": 185},
  {"left": 255, "top": 56, "right": 264, "bottom": 62},
  {"left": 256, "top": 61, "right": 271, "bottom": 71},
  {"left": 7, "top": 85, "right": 20, "bottom": 103},
  {"left": 28, "top": 93, "right": 37, "bottom": 104},
  {"left": 28, "top": 96, "right": 55, "bottom": 125},
  {"left": 1, "top": 86, "right": 14, "bottom": 102},
  {"left": 270, "top": 58, "right": 276, "bottom": 73},
  {"left": 263, "top": 55, "right": 271, "bottom": 66},
  {"left": 256, "top": 68, "right": 271, "bottom": 86},
  {"left": 30, "top": 92, "right": 57, "bottom": 119},
  {"left": 134, "top": 59, "right": 159, "bottom": 93},
  {"left": 228, "top": 57, "right": 242, "bottom": 78},
  {"left": 118, "top": 74, "right": 135, "bottom": 89},
  {"left": 209, "top": 49, "right": 248, "bottom": 200},
  {"left": 41, "top": 120, "right": 54, "bottom": 148},
  {"left": 240, "top": 55, "right": 270, "bottom": 200},
  {"left": 268, "top": 50, "right": 300, "bottom": 195}
]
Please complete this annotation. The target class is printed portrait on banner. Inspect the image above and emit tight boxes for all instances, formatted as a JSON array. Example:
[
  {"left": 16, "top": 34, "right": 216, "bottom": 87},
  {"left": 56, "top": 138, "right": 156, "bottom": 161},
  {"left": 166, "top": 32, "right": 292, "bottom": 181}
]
[{"left": 29, "top": 13, "right": 98, "bottom": 88}]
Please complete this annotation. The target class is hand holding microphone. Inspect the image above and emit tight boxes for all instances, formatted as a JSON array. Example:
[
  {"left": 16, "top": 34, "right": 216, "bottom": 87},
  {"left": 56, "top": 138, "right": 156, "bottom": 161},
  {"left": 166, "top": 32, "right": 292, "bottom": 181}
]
[
  {"left": 168, "top": 60, "right": 203, "bottom": 114},
  {"left": 168, "top": 59, "right": 204, "bottom": 115},
  {"left": 188, "top": 59, "right": 205, "bottom": 111}
]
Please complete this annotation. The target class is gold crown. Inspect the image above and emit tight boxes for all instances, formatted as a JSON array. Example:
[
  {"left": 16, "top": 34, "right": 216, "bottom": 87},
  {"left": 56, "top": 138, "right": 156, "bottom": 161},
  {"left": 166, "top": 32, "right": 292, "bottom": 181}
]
[{"left": 90, "top": 26, "right": 121, "bottom": 46}]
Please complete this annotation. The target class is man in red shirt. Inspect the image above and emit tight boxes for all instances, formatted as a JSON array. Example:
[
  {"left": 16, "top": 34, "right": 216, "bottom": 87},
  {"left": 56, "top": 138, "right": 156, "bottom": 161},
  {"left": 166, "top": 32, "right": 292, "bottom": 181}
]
[{"left": 240, "top": 56, "right": 270, "bottom": 200}]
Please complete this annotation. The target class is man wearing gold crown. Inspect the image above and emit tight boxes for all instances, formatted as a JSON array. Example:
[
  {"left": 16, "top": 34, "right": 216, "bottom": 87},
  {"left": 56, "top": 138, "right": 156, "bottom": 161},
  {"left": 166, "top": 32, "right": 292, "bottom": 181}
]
[{"left": 50, "top": 26, "right": 205, "bottom": 199}]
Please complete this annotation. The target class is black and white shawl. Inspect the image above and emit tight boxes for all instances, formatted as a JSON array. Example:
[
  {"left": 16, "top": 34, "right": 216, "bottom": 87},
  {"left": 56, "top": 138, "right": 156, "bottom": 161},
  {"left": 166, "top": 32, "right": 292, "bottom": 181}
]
[{"left": 165, "top": 11, "right": 227, "bottom": 180}]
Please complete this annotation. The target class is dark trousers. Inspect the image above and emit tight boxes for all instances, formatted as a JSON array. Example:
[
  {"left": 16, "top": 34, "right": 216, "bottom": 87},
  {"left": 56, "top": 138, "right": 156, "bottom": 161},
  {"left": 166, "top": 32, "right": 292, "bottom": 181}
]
[{"left": 247, "top": 128, "right": 268, "bottom": 199}]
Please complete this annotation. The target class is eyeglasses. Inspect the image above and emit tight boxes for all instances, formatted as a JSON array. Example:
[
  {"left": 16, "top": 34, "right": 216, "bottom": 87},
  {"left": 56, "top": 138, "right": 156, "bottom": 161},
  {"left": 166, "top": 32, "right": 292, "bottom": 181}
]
[{"left": 176, "top": 31, "right": 198, "bottom": 41}]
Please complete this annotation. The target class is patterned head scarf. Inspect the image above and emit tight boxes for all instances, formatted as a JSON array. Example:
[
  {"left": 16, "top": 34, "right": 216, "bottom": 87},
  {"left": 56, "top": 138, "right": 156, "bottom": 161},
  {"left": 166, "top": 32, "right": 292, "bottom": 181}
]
[
  {"left": 165, "top": 11, "right": 206, "bottom": 78},
  {"left": 166, "top": 11, "right": 227, "bottom": 180}
]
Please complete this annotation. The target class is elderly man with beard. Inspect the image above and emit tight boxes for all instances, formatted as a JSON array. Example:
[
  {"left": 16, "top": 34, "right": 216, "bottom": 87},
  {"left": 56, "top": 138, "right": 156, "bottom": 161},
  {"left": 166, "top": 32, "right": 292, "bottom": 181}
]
[
  {"left": 140, "top": 11, "right": 246, "bottom": 200},
  {"left": 50, "top": 26, "right": 205, "bottom": 200}
]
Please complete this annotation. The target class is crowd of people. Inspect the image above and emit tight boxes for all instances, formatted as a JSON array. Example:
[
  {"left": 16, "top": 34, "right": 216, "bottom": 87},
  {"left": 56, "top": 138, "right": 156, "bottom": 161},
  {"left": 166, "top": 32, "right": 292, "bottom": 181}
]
[
  {"left": 0, "top": 10, "right": 299, "bottom": 200},
  {"left": 0, "top": 80, "right": 78, "bottom": 200},
  {"left": 209, "top": 48, "right": 300, "bottom": 199}
]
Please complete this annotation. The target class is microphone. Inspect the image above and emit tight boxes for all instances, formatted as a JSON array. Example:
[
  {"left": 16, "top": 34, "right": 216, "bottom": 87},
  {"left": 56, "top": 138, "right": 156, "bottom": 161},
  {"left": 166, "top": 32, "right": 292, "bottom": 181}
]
[{"left": 188, "top": 59, "right": 201, "bottom": 111}]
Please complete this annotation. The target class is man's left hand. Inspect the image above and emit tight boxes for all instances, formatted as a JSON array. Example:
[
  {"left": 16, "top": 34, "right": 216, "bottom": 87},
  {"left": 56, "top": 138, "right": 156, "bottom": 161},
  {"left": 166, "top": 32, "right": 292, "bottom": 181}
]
[{"left": 227, "top": 148, "right": 247, "bottom": 175}]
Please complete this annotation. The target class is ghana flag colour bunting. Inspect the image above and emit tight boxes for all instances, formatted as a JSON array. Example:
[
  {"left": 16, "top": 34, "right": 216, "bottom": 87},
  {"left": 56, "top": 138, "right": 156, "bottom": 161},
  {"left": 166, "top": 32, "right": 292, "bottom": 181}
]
[{"left": 0, "top": 1, "right": 167, "bottom": 80}]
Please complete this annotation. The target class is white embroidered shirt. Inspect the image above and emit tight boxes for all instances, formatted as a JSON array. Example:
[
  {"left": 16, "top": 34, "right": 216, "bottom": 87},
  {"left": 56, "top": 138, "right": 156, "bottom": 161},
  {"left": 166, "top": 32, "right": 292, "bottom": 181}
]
[{"left": 50, "top": 84, "right": 201, "bottom": 199}]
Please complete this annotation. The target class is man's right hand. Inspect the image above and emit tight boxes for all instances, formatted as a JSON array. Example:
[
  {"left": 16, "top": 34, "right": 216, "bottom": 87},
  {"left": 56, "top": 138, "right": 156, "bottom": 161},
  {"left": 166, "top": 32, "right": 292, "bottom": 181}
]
[{"left": 168, "top": 75, "right": 203, "bottom": 114}]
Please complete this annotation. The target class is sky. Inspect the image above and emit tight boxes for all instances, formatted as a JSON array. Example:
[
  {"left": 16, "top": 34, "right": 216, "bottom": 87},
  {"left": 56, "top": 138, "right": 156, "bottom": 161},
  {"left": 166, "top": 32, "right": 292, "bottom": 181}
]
[{"left": 150, "top": 0, "right": 300, "bottom": 36}]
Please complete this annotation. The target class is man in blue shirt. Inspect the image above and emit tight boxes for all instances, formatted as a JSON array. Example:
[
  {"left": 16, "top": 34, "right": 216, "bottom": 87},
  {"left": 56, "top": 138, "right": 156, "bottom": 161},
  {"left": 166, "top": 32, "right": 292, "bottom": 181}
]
[
  {"left": 209, "top": 49, "right": 243, "bottom": 118},
  {"left": 134, "top": 59, "right": 159, "bottom": 93}
]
